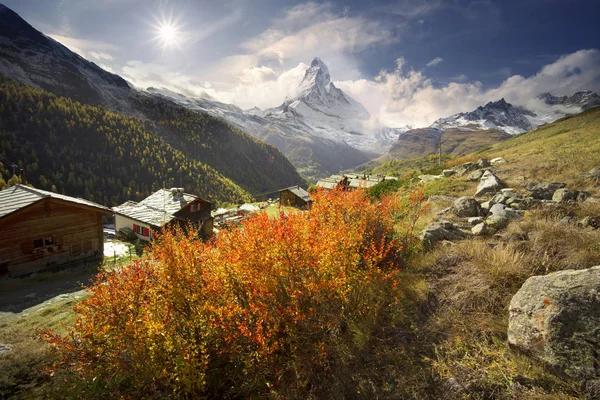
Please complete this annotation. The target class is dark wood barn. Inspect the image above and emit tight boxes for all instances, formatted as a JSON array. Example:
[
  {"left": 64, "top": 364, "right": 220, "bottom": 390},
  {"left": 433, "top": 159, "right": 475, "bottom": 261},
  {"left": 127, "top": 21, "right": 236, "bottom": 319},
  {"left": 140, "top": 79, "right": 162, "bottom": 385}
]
[
  {"left": 279, "top": 186, "right": 312, "bottom": 208},
  {"left": 0, "top": 184, "right": 111, "bottom": 277}
]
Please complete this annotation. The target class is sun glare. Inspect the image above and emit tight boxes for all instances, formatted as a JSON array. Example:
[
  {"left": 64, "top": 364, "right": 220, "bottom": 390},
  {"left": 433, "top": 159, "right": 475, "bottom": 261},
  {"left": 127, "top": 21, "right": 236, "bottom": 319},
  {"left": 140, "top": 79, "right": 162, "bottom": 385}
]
[{"left": 151, "top": 14, "right": 183, "bottom": 50}]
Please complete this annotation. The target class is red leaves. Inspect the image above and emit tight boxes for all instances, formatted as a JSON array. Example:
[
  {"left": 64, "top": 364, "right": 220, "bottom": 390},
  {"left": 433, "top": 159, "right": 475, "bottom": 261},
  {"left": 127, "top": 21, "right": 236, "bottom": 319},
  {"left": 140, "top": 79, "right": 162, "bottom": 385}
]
[{"left": 40, "top": 187, "right": 427, "bottom": 397}]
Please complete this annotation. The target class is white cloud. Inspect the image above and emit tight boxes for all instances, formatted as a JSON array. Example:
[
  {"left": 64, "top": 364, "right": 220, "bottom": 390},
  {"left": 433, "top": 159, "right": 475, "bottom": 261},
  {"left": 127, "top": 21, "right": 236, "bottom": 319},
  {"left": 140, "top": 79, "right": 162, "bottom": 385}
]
[
  {"left": 426, "top": 57, "right": 443, "bottom": 67},
  {"left": 48, "top": 34, "right": 118, "bottom": 61},
  {"left": 336, "top": 49, "right": 600, "bottom": 128}
]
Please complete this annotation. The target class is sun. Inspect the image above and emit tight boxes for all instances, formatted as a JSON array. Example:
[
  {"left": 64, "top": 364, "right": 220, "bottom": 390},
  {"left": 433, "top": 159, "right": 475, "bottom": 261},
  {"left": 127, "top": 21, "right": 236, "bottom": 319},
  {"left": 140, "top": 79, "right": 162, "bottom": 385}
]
[
  {"left": 158, "top": 23, "right": 178, "bottom": 47},
  {"left": 151, "top": 14, "right": 184, "bottom": 50}
]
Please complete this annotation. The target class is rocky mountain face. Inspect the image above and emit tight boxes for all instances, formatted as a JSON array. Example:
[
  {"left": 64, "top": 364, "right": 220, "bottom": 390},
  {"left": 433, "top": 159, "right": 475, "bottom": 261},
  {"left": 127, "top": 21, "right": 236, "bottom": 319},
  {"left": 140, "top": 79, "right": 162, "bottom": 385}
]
[
  {"left": 0, "top": 4, "right": 132, "bottom": 111},
  {"left": 387, "top": 92, "right": 600, "bottom": 162},
  {"left": 538, "top": 90, "right": 600, "bottom": 110},
  {"left": 431, "top": 98, "right": 536, "bottom": 135}
]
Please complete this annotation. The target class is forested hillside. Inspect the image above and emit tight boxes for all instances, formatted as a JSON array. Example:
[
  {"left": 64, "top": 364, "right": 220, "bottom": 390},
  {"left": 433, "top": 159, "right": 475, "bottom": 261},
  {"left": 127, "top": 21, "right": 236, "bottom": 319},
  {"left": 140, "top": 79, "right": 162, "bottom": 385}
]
[
  {"left": 0, "top": 79, "right": 303, "bottom": 205},
  {"left": 0, "top": 79, "right": 253, "bottom": 205},
  {"left": 132, "top": 96, "right": 304, "bottom": 195}
]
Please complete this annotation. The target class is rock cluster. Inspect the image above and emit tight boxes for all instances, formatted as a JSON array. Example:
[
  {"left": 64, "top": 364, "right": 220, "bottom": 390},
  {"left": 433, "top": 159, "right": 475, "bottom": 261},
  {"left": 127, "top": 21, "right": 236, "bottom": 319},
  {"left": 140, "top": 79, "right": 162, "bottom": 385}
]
[{"left": 420, "top": 158, "right": 598, "bottom": 249}]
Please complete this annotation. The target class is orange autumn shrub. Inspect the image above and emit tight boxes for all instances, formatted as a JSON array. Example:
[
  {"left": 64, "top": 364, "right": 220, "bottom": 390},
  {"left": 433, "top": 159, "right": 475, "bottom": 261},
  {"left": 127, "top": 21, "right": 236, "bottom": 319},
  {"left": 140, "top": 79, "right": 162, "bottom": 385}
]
[{"left": 40, "top": 188, "right": 428, "bottom": 398}]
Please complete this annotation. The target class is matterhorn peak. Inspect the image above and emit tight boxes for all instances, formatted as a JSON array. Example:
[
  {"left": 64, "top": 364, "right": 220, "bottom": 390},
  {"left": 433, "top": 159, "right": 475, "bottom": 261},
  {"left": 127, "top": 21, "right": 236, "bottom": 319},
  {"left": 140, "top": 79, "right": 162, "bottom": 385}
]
[{"left": 298, "top": 57, "right": 332, "bottom": 96}]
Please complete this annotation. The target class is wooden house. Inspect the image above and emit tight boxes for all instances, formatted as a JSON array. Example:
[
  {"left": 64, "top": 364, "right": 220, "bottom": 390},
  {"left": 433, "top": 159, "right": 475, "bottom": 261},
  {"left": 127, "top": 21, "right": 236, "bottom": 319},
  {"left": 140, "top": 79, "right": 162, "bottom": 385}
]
[
  {"left": 279, "top": 186, "right": 312, "bottom": 208},
  {"left": 113, "top": 188, "right": 214, "bottom": 241},
  {"left": 0, "top": 184, "right": 111, "bottom": 277}
]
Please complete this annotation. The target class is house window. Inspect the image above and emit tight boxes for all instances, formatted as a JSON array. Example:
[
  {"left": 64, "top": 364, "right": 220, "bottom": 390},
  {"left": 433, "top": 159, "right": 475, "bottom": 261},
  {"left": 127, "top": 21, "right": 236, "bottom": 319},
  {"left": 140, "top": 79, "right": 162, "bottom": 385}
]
[
  {"left": 190, "top": 203, "right": 199, "bottom": 212},
  {"left": 132, "top": 224, "right": 150, "bottom": 237},
  {"left": 34, "top": 236, "right": 55, "bottom": 249}
]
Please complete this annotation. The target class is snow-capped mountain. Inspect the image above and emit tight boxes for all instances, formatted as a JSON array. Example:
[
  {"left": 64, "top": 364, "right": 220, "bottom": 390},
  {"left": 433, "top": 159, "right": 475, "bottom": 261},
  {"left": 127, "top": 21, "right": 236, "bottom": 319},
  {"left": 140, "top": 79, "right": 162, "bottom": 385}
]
[
  {"left": 431, "top": 98, "right": 536, "bottom": 135},
  {"left": 538, "top": 91, "right": 600, "bottom": 111},
  {"left": 0, "top": 4, "right": 132, "bottom": 111},
  {"left": 147, "top": 58, "right": 395, "bottom": 180}
]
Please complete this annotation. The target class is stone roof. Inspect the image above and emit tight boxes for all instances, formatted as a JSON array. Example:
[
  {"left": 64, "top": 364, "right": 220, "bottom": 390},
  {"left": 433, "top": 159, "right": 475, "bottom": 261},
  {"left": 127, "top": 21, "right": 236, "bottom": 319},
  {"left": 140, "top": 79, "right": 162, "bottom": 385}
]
[
  {"left": 281, "top": 185, "right": 311, "bottom": 202},
  {"left": 0, "top": 184, "right": 110, "bottom": 219}
]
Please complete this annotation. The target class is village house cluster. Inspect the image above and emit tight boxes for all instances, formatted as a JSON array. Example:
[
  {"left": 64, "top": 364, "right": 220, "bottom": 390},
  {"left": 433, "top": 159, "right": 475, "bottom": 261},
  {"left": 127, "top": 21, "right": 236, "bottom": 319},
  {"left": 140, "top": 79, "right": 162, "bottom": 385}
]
[{"left": 0, "top": 183, "right": 319, "bottom": 278}]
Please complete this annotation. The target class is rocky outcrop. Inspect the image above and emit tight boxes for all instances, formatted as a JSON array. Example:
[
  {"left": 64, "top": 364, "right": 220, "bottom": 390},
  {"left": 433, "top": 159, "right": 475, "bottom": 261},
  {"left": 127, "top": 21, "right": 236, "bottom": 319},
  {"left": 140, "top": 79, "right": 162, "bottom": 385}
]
[
  {"left": 552, "top": 188, "right": 574, "bottom": 203},
  {"left": 508, "top": 266, "right": 600, "bottom": 379},
  {"left": 475, "top": 170, "right": 504, "bottom": 197},
  {"left": 420, "top": 220, "right": 469, "bottom": 250},
  {"left": 453, "top": 197, "right": 482, "bottom": 217},
  {"left": 524, "top": 182, "right": 566, "bottom": 200}
]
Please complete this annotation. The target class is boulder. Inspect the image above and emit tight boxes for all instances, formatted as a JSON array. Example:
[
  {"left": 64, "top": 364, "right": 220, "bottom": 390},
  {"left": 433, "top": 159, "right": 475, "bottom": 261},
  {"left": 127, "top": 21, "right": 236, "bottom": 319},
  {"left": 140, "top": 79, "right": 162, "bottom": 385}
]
[
  {"left": 420, "top": 220, "right": 469, "bottom": 250},
  {"left": 508, "top": 266, "right": 600, "bottom": 379},
  {"left": 419, "top": 174, "right": 443, "bottom": 183},
  {"left": 490, "top": 157, "right": 506, "bottom": 165},
  {"left": 475, "top": 170, "right": 504, "bottom": 197},
  {"left": 477, "top": 158, "right": 491, "bottom": 168},
  {"left": 486, "top": 204, "right": 521, "bottom": 229},
  {"left": 468, "top": 169, "right": 485, "bottom": 181},
  {"left": 471, "top": 222, "right": 487, "bottom": 235},
  {"left": 442, "top": 169, "right": 456, "bottom": 177},
  {"left": 452, "top": 162, "right": 480, "bottom": 176},
  {"left": 524, "top": 182, "right": 566, "bottom": 200},
  {"left": 453, "top": 197, "right": 482, "bottom": 217},
  {"left": 552, "top": 188, "right": 574, "bottom": 203}
]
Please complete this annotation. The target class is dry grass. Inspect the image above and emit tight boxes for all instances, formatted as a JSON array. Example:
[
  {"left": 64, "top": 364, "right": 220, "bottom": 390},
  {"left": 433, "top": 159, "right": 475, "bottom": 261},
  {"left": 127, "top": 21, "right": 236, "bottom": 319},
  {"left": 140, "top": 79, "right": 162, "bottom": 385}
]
[{"left": 0, "top": 292, "right": 85, "bottom": 398}]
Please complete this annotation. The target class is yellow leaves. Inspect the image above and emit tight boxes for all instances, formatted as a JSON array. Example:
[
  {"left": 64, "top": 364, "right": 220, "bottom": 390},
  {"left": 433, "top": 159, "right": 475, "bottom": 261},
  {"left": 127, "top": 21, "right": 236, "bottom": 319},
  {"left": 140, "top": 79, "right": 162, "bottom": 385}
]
[{"left": 39, "top": 187, "right": 427, "bottom": 397}]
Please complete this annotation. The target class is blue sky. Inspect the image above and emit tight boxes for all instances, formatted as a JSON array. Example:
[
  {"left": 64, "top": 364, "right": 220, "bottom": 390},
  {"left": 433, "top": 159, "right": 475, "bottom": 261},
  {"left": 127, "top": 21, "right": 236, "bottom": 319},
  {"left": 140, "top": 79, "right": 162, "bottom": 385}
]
[{"left": 3, "top": 0, "right": 600, "bottom": 127}]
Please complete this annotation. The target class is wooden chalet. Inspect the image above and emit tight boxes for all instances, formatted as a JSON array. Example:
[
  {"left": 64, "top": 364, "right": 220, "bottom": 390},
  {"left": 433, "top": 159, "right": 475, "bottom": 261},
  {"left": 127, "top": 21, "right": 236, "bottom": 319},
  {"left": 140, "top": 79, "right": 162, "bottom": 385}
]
[
  {"left": 279, "top": 186, "right": 312, "bottom": 208},
  {"left": 0, "top": 184, "right": 111, "bottom": 277},
  {"left": 113, "top": 188, "right": 214, "bottom": 241}
]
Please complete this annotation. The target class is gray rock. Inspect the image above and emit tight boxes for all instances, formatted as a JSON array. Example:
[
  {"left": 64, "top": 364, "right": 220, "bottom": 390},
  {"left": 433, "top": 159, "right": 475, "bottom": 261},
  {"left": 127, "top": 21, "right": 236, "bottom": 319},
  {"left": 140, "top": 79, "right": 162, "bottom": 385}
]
[
  {"left": 552, "top": 188, "right": 574, "bottom": 203},
  {"left": 490, "top": 157, "right": 506, "bottom": 165},
  {"left": 442, "top": 169, "right": 456, "bottom": 177},
  {"left": 477, "top": 158, "right": 491, "bottom": 168},
  {"left": 575, "top": 190, "right": 591, "bottom": 202},
  {"left": 472, "top": 222, "right": 487, "bottom": 235},
  {"left": 452, "top": 162, "right": 480, "bottom": 176},
  {"left": 581, "top": 166, "right": 600, "bottom": 182},
  {"left": 420, "top": 220, "right": 469, "bottom": 250},
  {"left": 468, "top": 216, "right": 484, "bottom": 225},
  {"left": 491, "top": 193, "right": 508, "bottom": 204},
  {"left": 500, "top": 188, "right": 519, "bottom": 198},
  {"left": 419, "top": 174, "right": 444, "bottom": 183},
  {"left": 524, "top": 182, "right": 567, "bottom": 200},
  {"left": 518, "top": 197, "right": 538, "bottom": 210},
  {"left": 486, "top": 214, "right": 509, "bottom": 229},
  {"left": 468, "top": 169, "right": 485, "bottom": 181},
  {"left": 559, "top": 216, "right": 575, "bottom": 225},
  {"left": 480, "top": 201, "right": 494, "bottom": 212},
  {"left": 475, "top": 170, "right": 504, "bottom": 197},
  {"left": 578, "top": 216, "right": 600, "bottom": 229},
  {"left": 508, "top": 266, "right": 600, "bottom": 379},
  {"left": 453, "top": 197, "right": 482, "bottom": 217},
  {"left": 487, "top": 204, "right": 521, "bottom": 229}
]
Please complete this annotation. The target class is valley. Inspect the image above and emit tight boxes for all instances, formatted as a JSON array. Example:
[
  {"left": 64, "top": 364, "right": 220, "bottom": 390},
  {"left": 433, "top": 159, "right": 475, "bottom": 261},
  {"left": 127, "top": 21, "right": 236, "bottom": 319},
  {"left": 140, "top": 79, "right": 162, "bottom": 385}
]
[{"left": 1, "top": 1, "right": 600, "bottom": 399}]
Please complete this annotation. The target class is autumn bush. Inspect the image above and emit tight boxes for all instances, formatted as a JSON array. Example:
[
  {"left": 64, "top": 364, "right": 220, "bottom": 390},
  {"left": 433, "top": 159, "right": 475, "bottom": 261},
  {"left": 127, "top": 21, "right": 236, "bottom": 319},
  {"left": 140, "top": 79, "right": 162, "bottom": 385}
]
[{"left": 39, "top": 188, "right": 428, "bottom": 398}]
